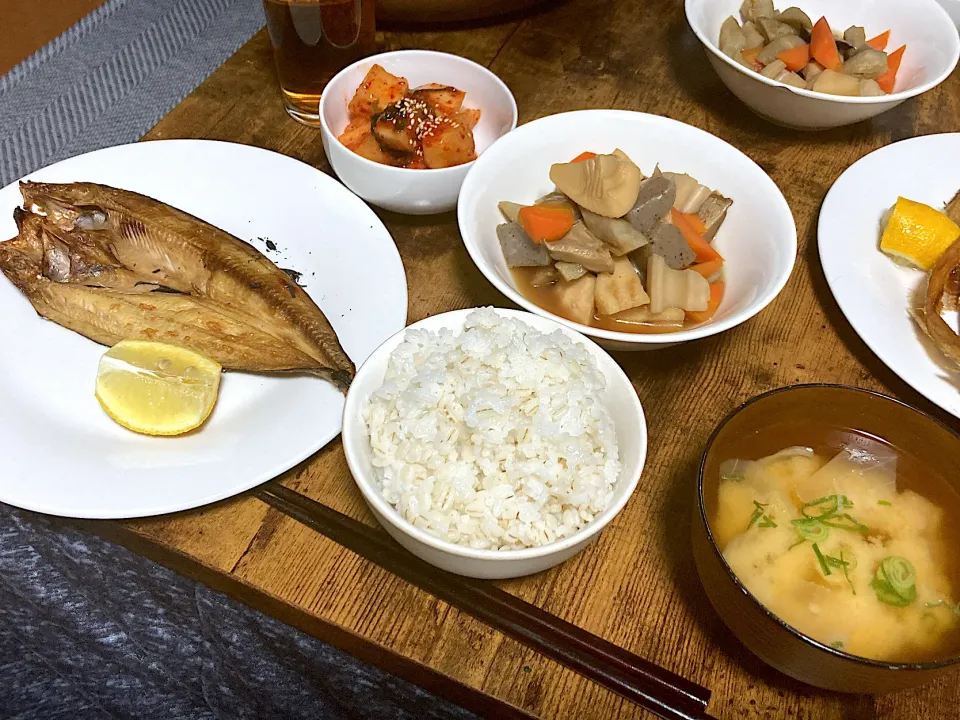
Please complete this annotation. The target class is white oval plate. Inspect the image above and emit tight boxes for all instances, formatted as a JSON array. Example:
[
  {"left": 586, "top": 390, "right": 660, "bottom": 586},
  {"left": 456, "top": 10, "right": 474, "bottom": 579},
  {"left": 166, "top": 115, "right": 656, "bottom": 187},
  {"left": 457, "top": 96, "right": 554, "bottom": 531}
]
[
  {"left": 0, "top": 140, "right": 407, "bottom": 518},
  {"left": 819, "top": 133, "right": 960, "bottom": 419}
]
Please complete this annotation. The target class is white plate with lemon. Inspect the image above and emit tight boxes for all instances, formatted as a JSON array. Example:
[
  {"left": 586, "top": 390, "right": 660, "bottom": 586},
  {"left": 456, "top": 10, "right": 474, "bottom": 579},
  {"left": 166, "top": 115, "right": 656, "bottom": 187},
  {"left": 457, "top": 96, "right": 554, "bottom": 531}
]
[
  {"left": 0, "top": 140, "right": 407, "bottom": 518},
  {"left": 820, "top": 133, "right": 960, "bottom": 420}
]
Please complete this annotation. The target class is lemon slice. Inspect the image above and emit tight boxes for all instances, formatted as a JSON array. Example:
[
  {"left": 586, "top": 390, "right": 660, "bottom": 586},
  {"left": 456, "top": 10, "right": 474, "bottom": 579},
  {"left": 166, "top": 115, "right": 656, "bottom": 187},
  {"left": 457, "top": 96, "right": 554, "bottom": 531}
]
[
  {"left": 95, "top": 340, "right": 222, "bottom": 436},
  {"left": 880, "top": 197, "right": 960, "bottom": 270}
]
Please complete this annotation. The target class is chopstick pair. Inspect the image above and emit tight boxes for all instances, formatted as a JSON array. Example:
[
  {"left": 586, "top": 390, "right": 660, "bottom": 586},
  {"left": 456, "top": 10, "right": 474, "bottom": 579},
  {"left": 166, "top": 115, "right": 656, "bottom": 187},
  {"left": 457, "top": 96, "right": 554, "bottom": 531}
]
[{"left": 253, "top": 482, "right": 716, "bottom": 720}]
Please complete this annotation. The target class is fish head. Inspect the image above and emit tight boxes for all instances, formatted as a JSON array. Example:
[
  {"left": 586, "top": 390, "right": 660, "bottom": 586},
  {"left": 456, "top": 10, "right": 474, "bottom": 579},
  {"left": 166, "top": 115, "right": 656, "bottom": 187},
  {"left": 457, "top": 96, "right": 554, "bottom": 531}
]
[{"left": 20, "top": 181, "right": 111, "bottom": 232}]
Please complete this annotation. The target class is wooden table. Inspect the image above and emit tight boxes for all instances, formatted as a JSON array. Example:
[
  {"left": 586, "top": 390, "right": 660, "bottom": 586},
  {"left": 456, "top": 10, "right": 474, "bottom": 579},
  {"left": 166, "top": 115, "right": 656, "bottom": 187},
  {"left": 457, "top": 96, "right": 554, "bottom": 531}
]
[{"left": 82, "top": 1, "right": 960, "bottom": 717}]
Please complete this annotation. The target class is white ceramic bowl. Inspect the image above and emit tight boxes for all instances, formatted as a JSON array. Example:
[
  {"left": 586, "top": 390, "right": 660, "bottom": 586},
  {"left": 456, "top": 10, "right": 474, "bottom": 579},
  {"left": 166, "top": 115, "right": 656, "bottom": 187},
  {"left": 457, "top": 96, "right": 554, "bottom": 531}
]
[
  {"left": 457, "top": 110, "right": 797, "bottom": 352},
  {"left": 341, "top": 308, "right": 647, "bottom": 579},
  {"left": 685, "top": 0, "right": 960, "bottom": 130},
  {"left": 319, "top": 50, "right": 518, "bottom": 215}
]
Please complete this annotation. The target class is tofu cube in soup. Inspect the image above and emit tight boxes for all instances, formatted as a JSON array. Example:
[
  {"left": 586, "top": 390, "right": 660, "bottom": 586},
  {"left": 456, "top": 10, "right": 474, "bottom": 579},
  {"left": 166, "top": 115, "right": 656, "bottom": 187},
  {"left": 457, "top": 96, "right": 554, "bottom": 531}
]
[
  {"left": 553, "top": 274, "right": 597, "bottom": 326},
  {"left": 348, "top": 64, "right": 409, "bottom": 118},
  {"left": 422, "top": 119, "right": 476, "bottom": 169},
  {"left": 411, "top": 84, "right": 466, "bottom": 114},
  {"left": 595, "top": 256, "right": 650, "bottom": 316}
]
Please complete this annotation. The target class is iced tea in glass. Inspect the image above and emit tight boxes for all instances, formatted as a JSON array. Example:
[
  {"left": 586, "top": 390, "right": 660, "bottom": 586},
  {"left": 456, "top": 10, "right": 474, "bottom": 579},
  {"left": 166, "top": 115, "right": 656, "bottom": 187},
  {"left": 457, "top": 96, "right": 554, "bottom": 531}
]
[{"left": 263, "top": 0, "right": 376, "bottom": 126}]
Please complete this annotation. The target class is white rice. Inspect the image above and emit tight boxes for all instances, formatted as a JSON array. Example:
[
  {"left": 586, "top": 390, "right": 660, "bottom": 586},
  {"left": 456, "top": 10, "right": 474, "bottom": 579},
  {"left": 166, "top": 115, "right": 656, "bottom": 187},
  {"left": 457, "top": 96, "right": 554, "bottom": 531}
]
[{"left": 362, "top": 308, "right": 621, "bottom": 551}]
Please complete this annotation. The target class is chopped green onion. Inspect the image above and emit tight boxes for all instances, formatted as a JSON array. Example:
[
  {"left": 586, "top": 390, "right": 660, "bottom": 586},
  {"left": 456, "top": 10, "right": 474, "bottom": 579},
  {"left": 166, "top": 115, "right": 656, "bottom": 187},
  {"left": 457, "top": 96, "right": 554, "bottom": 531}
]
[
  {"left": 871, "top": 557, "right": 917, "bottom": 607},
  {"left": 747, "top": 500, "right": 777, "bottom": 530},
  {"left": 829, "top": 641, "right": 844, "bottom": 650},
  {"left": 877, "top": 500, "right": 892, "bottom": 506},
  {"left": 836, "top": 546, "right": 858, "bottom": 572},
  {"left": 842, "top": 496, "right": 854, "bottom": 509},
  {"left": 792, "top": 518, "right": 830, "bottom": 542},
  {"left": 821, "top": 513, "right": 870, "bottom": 533},
  {"left": 926, "top": 600, "right": 960, "bottom": 616},
  {"left": 813, "top": 543, "right": 831, "bottom": 576},
  {"left": 802, "top": 495, "right": 842, "bottom": 520},
  {"left": 720, "top": 459, "right": 752, "bottom": 482},
  {"left": 837, "top": 549, "right": 856, "bottom": 595},
  {"left": 787, "top": 537, "right": 806, "bottom": 550}
]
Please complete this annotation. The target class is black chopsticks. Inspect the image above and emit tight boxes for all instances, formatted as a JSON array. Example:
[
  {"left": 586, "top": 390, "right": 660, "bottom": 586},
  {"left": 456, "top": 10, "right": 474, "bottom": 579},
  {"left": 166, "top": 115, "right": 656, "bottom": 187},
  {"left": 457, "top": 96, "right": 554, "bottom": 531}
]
[{"left": 254, "top": 482, "right": 716, "bottom": 720}]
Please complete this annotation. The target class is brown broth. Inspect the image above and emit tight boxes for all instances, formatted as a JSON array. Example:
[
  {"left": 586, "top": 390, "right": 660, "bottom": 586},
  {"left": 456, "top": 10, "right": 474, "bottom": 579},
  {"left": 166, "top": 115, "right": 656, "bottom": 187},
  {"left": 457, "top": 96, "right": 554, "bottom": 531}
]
[
  {"left": 510, "top": 266, "right": 720, "bottom": 334},
  {"left": 718, "top": 428, "right": 960, "bottom": 663}
]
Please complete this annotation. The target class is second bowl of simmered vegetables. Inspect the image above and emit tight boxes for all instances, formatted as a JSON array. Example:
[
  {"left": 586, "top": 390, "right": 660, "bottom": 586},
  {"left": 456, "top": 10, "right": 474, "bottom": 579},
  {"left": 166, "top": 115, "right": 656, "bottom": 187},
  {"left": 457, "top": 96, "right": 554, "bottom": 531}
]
[
  {"left": 685, "top": 0, "right": 960, "bottom": 129},
  {"left": 457, "top": 110, "right": 797, "bottom": 351}
]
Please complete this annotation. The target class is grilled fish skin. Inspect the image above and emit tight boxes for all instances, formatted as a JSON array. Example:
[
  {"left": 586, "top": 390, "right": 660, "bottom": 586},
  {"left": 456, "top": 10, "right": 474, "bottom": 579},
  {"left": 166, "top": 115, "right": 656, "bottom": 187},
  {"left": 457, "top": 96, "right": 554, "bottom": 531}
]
[{"left": 2, "top": 182, "right": 355, "bottom": 391}]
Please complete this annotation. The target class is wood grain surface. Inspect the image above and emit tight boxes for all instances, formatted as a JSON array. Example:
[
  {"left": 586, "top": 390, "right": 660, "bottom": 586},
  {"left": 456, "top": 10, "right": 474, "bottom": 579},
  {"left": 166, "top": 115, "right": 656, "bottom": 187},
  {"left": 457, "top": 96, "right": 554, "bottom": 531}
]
[
  {"left": 0, "top": 0, "right": 106, "bottom": 74},
  {"left": 89, "top": 0, "right": 960, "bottom": 717}
]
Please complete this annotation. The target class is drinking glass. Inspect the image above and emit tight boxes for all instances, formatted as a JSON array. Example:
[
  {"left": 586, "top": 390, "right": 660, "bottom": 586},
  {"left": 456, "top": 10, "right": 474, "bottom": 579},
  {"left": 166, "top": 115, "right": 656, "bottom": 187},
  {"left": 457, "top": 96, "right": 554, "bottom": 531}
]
[{"left": 262, "top": 0, "right": 376, "bottom": 126}]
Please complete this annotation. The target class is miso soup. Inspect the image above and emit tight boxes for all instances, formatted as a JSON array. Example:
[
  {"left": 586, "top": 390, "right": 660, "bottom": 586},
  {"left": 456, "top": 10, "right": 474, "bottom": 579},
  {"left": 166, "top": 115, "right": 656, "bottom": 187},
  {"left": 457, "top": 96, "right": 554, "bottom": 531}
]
[{"left": 713, "top": 433, "right": 960, "bottom": 663}]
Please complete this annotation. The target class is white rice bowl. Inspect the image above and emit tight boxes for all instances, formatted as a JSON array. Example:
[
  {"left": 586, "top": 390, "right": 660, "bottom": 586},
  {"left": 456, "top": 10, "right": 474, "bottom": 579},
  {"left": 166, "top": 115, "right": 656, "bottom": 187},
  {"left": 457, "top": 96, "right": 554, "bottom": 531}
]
[{"left": 362, "top": 308, "right": 621, "bottom": 551}]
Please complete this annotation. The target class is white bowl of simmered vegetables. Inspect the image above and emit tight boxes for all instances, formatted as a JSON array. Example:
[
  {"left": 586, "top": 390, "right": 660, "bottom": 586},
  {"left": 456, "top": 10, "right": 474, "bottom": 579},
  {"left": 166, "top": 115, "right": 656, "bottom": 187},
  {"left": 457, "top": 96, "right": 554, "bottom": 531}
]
[
  {"left": 685, "top": 0, "right": 960, "bottom": 130},
  {"left": 457, "top": 110, "right": 796, "bottom": 351},
  {"left": 694, "top": 385, "right": 960, "bottom": 692}
]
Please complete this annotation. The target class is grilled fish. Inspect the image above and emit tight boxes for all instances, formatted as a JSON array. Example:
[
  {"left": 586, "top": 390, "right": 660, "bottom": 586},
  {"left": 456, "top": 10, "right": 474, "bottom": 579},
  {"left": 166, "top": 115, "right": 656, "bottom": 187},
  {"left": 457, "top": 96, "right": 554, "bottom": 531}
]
[{"left": 0, "top": 181, "right": 355, "bottom": 391}]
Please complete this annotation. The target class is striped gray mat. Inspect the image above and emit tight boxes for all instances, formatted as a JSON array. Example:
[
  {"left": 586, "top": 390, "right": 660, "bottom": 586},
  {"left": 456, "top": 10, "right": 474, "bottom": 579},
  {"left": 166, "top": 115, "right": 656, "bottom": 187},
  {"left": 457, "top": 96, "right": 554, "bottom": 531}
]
[{"left": 0, "top": 0, "right": 266, "bottom": 186}]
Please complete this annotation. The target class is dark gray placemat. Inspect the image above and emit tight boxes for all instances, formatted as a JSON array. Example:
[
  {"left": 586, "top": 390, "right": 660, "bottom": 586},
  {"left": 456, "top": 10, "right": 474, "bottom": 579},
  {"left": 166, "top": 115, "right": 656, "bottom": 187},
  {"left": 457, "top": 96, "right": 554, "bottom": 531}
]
[
  {"left": 0, "top": 503, "right": 478, "bottom": 719},
  {"left": 0, "top": 0, "right": 266, "bottom": 186}
]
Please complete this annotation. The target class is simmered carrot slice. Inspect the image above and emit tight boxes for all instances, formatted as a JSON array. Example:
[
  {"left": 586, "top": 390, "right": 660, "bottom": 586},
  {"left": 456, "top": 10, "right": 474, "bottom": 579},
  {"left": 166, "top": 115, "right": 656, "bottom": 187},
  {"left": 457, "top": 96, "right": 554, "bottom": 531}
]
[
  {"left": 778, "top": 43, "right": 811, "bottom": 72},
  {"left": 671, "top": 209, "right": 723, "bottom": 263},
  {"left": 811, "top": 17, "right": 842, "bottom": 71},
  {"left": 570, "top": 151, "right": 597, "bottom": 163},
  {"left": 876, "top": 45, "right": 905, "bottom": 94},
  {"left": 681, "top": 212, "right": 708, "bottom": 235},
  {"left": 518, "top": 203, "right": 576, "bottom": 243},
  {"left": 867, "top": 30, "right": 890, "bottom": 51},
  {"left": 690, "top": 258, "right": 724, "bottom": 279},
  {"left": 686, "top": 282, "right": 725, "bottom": 324}
]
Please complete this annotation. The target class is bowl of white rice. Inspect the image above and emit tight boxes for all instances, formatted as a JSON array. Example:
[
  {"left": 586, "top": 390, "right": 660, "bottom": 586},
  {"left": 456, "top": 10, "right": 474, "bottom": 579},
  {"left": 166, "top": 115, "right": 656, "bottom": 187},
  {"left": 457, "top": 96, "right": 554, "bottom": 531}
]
[{"left": 342, "top": 307, "right": 647, "bottom": 579}]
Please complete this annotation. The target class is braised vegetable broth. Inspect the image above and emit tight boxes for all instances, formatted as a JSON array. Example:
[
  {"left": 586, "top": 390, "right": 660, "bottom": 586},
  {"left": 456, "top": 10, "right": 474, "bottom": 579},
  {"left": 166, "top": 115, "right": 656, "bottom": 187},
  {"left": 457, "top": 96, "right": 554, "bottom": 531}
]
[
  {"left": 511, "top": 266, "right": 723, "bottom": 334},
  {"left": 712, "top": 430, "right": 960, "bottom": 663}
]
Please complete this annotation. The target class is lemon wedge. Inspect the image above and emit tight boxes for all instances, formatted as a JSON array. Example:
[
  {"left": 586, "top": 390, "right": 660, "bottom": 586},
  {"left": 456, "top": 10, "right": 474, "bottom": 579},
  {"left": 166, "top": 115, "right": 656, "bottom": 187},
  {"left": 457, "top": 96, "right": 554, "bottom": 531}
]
[
  {"left": 95, "top": 340, "right": 222, "bottom": 436},
  {"left": 880, "top": 197, "right": 960, "bottom": 270}
]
